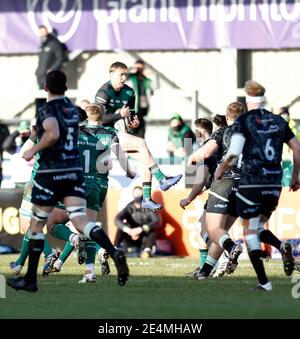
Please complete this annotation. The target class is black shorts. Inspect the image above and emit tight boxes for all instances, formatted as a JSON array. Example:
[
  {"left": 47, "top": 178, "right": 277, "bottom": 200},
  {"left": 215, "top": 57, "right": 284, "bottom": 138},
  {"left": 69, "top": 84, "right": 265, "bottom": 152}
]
[
  {"left": 206, "top": 178, "right": 238, "bottom": 216},
  {"left": 31, "top": 170, "right": 86, "bottom": 206},
  {"left": 236, "top": 186, "right": 282, "bottom": 220}
]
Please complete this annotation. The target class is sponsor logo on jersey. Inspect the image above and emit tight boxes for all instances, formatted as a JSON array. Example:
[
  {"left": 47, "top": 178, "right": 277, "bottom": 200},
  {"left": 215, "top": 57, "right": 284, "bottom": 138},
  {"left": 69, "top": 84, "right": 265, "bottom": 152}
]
[
  {"left": 257, "top": 125, "right": 279, "bottom": 133},
  {"left": 53, "top": 173, "right": 78, "bottom": 181},
  {"left": 214, "top": 203, "right": 227, "bottom": 208},
  {"left": 261, "top": 190, "right": 281, "bottom": 197}
]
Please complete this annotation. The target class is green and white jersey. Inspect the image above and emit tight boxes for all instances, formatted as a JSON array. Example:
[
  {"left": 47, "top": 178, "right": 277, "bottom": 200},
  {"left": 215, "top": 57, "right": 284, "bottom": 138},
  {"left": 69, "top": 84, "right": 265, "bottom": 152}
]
[
  {"left": 78, "top": 124, "right": 119, "bottom": 181},
  {"left": 95, "top": 81, "right": 135, "bottom": 128}
]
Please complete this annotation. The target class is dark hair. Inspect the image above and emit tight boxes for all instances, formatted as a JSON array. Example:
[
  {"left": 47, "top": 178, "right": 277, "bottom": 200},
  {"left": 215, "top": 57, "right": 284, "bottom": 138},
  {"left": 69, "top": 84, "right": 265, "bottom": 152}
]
[
  {"left": 46, "top": 70, "right": 67, "bottom": 95},
  {"left": 194, "top": 118, "right": 213, "bottom": 134},
  {"left": 77, "top": 106, "right": 87, "bottom": 122},
  {"left": 212, "top": 114, "right": 227, "bottom": 128},
  {"left": 135, "top": 59, "right": 145, "bottom": 65},
  {"left": 39, "top": 25, "right": 48, "bottom": 30},
  {"left": 109, "top": 62, "right": 128, "bottom": 73},
  {"left": 279, "top": 106, "right": 289, "bottom": 115}
]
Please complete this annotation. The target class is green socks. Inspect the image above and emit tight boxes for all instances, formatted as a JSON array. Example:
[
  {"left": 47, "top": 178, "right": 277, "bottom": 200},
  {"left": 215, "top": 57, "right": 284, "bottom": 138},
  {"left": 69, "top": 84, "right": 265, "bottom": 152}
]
[
  {"left": 59, "top": 241, "right": 74, "bottom": 263},
  {"left": 58, "top": 241, "right": 96, "bottom": 265},
  {"left": 16, "top": 233, "right": 53, "bottom": 266},
  {"left": 51, "top": 223, "right": 73, "bottom": 242},
  {"left": 199, "top": 249, "right": 209, "bottom": 269},
  {"left": 43, "top": 238, "right": 53, "bottom": 257},
  {"left": 85, "top": 241, "right": 97, "bottom": 265},
  {"left": 15, "top": 233, "right": 30, "bottom": 266},
  {"left": 143, "top": 182, "right": 152, "bottom": 199},
  {"left": 150, "top": 164, "right": 166, "bottom": 183}
]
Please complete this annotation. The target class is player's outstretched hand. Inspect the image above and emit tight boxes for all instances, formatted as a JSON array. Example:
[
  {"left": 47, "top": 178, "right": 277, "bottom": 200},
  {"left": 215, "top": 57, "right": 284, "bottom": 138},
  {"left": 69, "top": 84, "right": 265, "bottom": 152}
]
[{"left": 180, "top": 198, "right": 191, "bottom": 209}]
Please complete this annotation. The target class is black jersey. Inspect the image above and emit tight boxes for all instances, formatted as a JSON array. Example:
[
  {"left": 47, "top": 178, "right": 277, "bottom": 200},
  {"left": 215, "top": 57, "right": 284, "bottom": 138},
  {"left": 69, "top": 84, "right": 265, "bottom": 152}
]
[
  {"left": 209, "top": 126, "right": 241, "bottom": 179},
  {"left": 202, "top": 138, "right": 221, "bottom": 186},
  {"left": 36, "top": 97, "right": 81, "bottom": 172},
  {"left": 232, "top": 108, "right": 295, "bottom": 186},
  {"left": 95, "top": 81, "right": 135, "bottom": 128}
]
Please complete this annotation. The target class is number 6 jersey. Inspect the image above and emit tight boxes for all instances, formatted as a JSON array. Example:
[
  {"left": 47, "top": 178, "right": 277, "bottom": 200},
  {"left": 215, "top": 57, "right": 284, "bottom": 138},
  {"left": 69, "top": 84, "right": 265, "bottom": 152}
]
[{"left": 232, "top": 108, "right": 295, "bottom": 186}]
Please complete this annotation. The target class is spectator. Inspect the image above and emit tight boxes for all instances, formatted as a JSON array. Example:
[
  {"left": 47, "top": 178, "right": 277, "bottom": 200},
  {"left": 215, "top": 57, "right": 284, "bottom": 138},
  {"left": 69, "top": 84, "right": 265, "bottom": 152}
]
[
  {"left": 278, "top": 107, "right": 298, "bottom": 135},
  {"left": 2, "top": 120, "right": 31, "bottom": 155},
  {"left": 0, "top": 122, "right": 10, "bottom": 186},
  {"left": 167, "top": 114, "right": 196, "bottom": 161},
  {"left": 126, "top": 59, "right": 153, "bottom": 138},
  {"left": 212, "top": 114, "right": 227, "bottom": 131},
  {"left": 35, "top": 25, "right": 66, "bottom": 114},
  {"left": 115, "top": 186, "right": 162, "bottom": 258},
  {"left": 2, "top": 120, "right": 33, "bottom": 188}
]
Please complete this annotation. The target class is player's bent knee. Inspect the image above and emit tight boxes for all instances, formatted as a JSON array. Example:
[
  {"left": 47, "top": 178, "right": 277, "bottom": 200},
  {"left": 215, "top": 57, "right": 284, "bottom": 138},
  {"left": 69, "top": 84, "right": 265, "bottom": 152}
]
[{"left": 83, "top": 221, "right": 100, "bottom": 239}]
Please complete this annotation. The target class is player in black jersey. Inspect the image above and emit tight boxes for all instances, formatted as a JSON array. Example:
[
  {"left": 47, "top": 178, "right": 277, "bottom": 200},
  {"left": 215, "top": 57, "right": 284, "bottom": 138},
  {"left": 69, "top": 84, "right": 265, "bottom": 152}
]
[
  {"left": 216, "top": 80, "right": 300, "bottom": 291},
  {"left": 7, "top": 71, "right": 129, "bottom": 292},
  {"left": 95, "top": 62, "right": 182, "bottom": 211},
  {"left": 182, "top": 117, "right": 233, "bottom": 278},
  {"left": 187, "top": 102, "right": 246, "bottom": 280},
  {"left": 180, "top": 118, "right": 217, "bottom": 210},
  {"left": 180, "top": 118, "right": 218, "bottom": 277}
]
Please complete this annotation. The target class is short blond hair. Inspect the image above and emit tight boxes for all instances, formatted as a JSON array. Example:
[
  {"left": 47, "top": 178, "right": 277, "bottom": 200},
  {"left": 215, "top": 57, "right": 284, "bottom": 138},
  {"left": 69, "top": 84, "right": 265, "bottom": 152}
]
[
  {"left": 244, "top": 80, "right": 265, "bottom": 97},
  {"left": 226, "top": 102, "right": 246, "bottom": 120},
  {"left": 109, "top": 61, "right": 128, "bottom": 73},
  {"left": 85, "top": 103, "right": 104, "bottom": 121}
]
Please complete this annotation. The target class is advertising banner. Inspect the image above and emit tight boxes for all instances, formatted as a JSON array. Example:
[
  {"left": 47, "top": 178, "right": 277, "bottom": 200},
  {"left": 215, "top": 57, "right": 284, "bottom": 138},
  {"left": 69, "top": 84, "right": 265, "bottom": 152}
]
[
  {"left": 1, "top": 1, "right": 300, "bottom": 53},
  {"left": 106, "top": 187, "right": 300, "bottom": 258},
  {"left": 0, "top": 189, "right": 23, "bottom": 251}
]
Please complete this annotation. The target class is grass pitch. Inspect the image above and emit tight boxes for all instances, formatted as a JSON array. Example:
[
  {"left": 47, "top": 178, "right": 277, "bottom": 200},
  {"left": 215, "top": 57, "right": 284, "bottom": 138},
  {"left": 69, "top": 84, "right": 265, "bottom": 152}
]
[{"left": 0, "top": 254, "right": 299, "bottom": 319}]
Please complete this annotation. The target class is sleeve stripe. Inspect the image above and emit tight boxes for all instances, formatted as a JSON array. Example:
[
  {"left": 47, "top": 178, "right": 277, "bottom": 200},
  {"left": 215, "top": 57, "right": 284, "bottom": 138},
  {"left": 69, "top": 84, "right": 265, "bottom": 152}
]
[{"left": 96, "top": 97, "right": 107, "bottom": 104}]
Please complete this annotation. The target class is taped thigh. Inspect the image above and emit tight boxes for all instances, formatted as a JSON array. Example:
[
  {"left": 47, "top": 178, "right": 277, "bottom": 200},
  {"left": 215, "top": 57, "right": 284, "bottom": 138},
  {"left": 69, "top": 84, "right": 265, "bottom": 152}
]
[
  {"left": 65, "top": 205, "right": 86, "bottom": 219},
  {"left": 32, "top": 206, "right": 50, "bottom": 222}
]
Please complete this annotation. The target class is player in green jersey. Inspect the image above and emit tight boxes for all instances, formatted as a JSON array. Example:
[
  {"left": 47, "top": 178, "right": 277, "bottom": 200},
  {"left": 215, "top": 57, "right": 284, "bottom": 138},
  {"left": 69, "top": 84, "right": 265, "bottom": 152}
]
[{"left": 95, "top": 62, "right": 183, "bottom": 211}]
